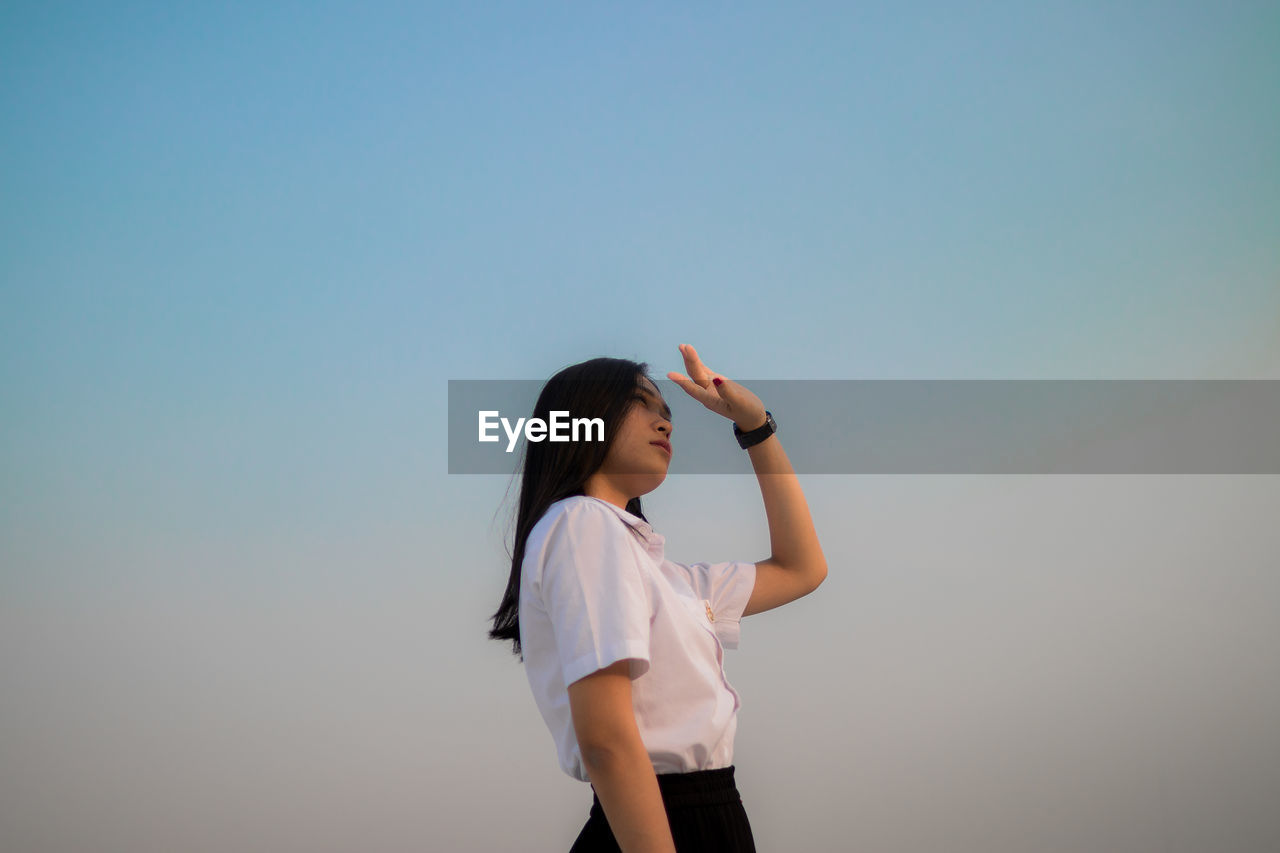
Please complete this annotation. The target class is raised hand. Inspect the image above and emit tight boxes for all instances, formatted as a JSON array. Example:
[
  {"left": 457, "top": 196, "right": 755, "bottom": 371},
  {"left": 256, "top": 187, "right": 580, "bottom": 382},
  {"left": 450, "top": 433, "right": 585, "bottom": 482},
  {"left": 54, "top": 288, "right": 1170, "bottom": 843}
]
[{"left": 666, "top": 343, "right": 768, "bottom": 431}]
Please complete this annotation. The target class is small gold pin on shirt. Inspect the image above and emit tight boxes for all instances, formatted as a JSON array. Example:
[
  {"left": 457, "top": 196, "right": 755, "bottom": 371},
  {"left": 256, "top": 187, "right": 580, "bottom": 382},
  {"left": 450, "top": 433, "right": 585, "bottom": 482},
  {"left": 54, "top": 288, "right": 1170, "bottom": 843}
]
[{"left": 704, "top": 601, "right": 715, "bottom": 622}]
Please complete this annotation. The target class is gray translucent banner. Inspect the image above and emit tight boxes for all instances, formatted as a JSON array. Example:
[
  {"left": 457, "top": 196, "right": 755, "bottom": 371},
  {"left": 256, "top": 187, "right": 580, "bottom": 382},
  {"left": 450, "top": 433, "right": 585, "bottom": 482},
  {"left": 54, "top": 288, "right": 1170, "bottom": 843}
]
[{"left": 448, "top": 380, "right": 1280, "bottom": 474}]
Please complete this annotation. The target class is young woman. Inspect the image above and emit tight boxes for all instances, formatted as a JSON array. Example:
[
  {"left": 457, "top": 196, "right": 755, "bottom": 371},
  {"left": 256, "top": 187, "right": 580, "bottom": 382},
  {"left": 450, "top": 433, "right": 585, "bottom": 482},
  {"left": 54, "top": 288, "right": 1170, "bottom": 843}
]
[{"left": 489, "top": 344, "right": 827, "bottom": 852}]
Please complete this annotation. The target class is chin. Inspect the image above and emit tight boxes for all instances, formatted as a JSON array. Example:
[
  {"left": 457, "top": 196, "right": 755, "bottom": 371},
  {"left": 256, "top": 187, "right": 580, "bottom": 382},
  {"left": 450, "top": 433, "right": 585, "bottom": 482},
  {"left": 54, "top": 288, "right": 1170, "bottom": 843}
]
[{"left": 620, "top": 470, "right": 667, "bottom": 498}]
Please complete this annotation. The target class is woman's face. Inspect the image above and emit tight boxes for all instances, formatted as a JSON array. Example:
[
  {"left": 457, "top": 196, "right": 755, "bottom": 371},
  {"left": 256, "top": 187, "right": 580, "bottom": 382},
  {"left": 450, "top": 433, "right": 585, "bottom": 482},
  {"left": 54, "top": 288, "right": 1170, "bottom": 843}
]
[{"left": 587, "top": 375, "right": 673, "bottom": 503}]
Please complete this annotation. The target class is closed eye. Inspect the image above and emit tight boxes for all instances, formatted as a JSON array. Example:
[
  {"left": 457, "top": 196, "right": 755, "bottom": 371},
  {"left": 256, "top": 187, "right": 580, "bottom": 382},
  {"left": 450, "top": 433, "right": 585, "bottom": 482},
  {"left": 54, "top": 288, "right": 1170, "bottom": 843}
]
[{"left": 632, "top": 393, "right": 672, "bottom": 422}]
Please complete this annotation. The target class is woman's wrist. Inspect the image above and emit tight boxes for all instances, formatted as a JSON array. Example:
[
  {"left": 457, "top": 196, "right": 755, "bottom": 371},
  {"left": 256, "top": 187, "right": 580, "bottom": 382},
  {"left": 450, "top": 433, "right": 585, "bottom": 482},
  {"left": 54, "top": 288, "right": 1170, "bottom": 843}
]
[{"left": 733, "top": 411, "right": 776, "bottom": 449}]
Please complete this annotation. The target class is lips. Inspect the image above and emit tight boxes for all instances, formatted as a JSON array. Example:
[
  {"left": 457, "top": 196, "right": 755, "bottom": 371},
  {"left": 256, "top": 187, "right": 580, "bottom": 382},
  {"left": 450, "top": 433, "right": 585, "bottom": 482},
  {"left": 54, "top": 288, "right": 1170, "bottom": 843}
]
[{"left": 651, "top": 440, "right": 672, "bottom": 456}]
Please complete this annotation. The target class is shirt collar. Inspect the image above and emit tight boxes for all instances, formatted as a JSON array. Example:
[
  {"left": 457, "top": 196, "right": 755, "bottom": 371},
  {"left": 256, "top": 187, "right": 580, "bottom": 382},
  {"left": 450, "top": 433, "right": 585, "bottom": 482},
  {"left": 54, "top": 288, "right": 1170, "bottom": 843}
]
[{"left": 583, "top": 496, "right": 666, "bottom": 558}]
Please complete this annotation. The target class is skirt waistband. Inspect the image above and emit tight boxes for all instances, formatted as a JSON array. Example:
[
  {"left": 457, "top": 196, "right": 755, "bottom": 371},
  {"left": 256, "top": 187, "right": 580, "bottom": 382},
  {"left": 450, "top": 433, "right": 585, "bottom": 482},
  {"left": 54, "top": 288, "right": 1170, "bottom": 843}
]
[{"left": 591, "top": 766, "right": 742, "bottom": 811}]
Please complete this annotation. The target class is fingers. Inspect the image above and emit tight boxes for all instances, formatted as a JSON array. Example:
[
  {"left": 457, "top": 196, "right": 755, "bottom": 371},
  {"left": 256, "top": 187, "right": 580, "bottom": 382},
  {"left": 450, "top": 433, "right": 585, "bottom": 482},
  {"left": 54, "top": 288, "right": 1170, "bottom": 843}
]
[
  {"left": 666, "top": 371, "right": 716, "bottom": 405},
  {"left": 679, "top": 343, "right": 718, "bottom": 387},
  {"left": 673, "top": 344, "right": 745, "bottom": 419}
]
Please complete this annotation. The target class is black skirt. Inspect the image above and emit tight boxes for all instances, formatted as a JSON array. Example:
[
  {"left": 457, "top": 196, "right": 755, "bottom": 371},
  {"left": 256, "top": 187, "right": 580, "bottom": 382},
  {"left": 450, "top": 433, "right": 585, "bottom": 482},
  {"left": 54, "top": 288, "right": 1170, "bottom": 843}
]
[{"left": 569, "top": 766, "right": 756, "bottom": 852}]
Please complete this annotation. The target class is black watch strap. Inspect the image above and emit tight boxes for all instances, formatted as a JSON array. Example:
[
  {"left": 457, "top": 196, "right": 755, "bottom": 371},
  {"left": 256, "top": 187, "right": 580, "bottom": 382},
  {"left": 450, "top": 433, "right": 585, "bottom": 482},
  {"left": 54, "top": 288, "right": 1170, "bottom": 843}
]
[{"left": 733, "top": 411, "right": 777, "bottom": 449}]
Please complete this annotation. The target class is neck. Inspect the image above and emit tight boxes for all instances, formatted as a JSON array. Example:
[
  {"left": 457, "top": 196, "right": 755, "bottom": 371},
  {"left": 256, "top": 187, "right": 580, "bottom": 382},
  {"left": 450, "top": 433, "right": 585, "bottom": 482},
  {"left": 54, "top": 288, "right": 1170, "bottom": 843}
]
[{"left": 582, "top": 475, "right": 632, "bottom": 510}]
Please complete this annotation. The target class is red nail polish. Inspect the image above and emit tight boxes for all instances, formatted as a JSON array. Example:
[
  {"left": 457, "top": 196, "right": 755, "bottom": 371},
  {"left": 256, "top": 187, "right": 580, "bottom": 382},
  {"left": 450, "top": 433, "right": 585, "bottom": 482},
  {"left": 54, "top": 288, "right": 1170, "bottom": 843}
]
[{"left": 713, "top": 377, "right": 722, "bottom": 386}]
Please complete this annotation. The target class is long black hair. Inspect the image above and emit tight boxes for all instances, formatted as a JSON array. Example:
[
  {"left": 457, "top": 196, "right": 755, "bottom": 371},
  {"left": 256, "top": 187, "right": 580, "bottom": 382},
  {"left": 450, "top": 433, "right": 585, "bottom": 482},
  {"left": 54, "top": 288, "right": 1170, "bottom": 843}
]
[{"left": 488, "top": 357, "right": 654, "bottom": 658}]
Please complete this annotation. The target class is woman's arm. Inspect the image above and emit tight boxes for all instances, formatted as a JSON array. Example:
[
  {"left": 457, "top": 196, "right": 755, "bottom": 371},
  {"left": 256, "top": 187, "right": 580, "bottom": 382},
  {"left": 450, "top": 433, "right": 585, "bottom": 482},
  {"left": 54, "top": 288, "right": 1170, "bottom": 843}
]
[
  {"left": 739, "top": 425, "right": 828, "bottom": 616},
  {"left": 567, "top": 661, "right": 676, "bottom": 852},
  {"left": 667, "top": 344, "right": 828, "bottom": 617}
]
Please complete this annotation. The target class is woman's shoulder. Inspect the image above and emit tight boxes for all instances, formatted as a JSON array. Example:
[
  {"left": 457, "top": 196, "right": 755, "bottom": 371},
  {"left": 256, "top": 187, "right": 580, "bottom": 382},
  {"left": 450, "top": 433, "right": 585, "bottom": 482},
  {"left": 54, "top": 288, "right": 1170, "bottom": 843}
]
[
  {"left": 531, "top": 495, "right": 619, "bottom": 538},
  {"left": 526, "top": 496, "right": 643, "bottom": 561}
]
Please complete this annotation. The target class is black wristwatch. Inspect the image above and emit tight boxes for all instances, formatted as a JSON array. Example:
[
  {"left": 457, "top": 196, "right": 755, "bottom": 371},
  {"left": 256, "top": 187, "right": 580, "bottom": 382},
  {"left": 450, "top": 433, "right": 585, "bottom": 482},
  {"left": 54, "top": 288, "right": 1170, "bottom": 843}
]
[{"left": 733, "top": 411, "right": 777, "bottom": 449}]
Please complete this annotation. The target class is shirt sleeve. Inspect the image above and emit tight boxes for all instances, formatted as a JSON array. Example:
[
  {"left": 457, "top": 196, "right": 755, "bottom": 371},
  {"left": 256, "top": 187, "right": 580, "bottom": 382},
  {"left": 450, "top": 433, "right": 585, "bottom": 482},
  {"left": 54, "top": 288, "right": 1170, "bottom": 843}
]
[
  {"left": 533, "top": 502, "right": 653, "bottom": 687},
  {"left": 669, "top": 559, "right": 757, "bottom": 650}
]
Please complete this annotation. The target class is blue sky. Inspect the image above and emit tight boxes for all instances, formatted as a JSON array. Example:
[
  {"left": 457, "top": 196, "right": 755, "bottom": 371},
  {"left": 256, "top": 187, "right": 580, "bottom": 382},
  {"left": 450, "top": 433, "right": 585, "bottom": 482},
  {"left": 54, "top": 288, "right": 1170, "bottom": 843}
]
[{"left": 2, "top": 3, "right": 1278, "bottom": 850}]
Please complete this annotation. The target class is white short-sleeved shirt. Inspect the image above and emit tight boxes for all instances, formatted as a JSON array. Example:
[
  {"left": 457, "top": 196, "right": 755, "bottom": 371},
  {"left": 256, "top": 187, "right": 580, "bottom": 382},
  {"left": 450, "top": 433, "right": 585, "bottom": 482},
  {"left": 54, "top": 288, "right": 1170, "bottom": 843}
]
[{"left": 519, "top": 495, "right": 757, "bottom": 782}]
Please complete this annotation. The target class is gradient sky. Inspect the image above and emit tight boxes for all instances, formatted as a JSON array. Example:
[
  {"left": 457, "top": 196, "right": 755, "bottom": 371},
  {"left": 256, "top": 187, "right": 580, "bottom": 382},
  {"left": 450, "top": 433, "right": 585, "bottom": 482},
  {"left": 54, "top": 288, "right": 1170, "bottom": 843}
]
[{"left": 3, "top": 2, "right": 1278, "bottom": 851}]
